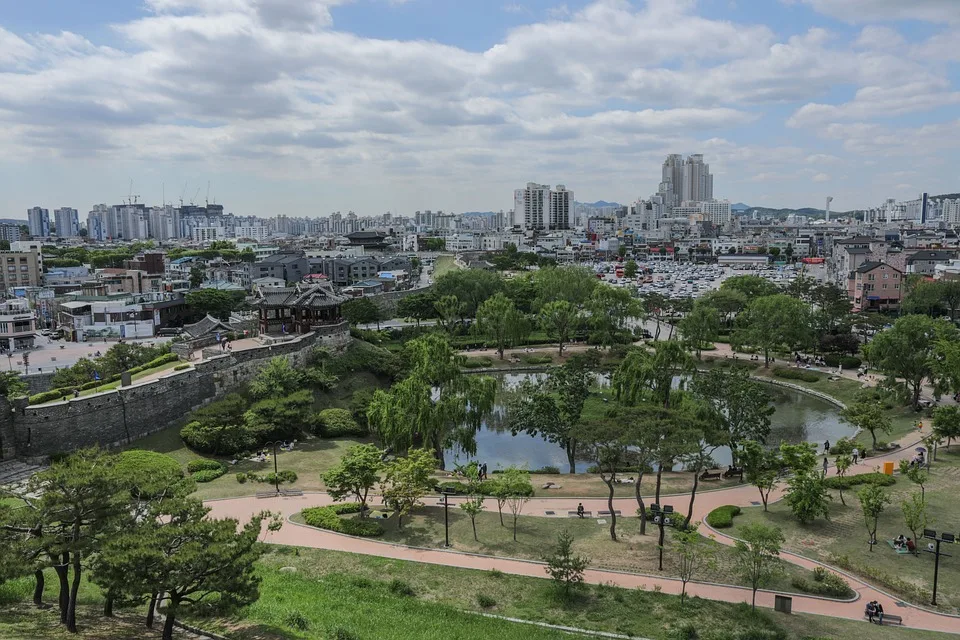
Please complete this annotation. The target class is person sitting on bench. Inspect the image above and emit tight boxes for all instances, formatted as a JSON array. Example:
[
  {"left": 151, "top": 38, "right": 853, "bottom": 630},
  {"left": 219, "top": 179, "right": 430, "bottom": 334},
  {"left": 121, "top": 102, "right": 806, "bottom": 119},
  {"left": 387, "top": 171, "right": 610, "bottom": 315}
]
[{"left": 577, "top": 503, "right": 585, "bottom": 519}]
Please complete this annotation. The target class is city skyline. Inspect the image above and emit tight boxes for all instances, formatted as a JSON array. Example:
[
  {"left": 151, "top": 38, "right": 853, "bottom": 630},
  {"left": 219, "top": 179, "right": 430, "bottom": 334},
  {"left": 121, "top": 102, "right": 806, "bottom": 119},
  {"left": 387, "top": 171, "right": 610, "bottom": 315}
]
[{"left": 0, "top": 0, "right": 958, "bottom": 217}]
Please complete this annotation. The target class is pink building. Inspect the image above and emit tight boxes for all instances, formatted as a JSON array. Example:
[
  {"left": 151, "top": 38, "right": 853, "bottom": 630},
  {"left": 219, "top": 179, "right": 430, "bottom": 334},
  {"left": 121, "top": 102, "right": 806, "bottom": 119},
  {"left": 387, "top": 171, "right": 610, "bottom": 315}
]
[{"left": 849, "top": 261, "right": 903, "bottom": 313}]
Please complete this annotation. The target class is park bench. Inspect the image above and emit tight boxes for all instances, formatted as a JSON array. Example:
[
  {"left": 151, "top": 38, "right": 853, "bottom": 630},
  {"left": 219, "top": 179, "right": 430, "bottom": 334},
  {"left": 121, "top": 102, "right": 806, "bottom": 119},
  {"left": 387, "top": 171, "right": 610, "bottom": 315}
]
[
  {"left": 568, "top": 510, "right": 592, "bottom": 517},
  {"left": 863, "top": 610, "right": 902, "bottom": 626},
  {"left": 723, "top": 467, "right": 743, "bottom": 480},
  {"left": 256, "top": 491, "right": 278, "bottom": 499},
  {"left": 597, "top": 510, "right": 622, "bottom": 516},
  {"left": 700, "top": 470, "right": 722, "bottom": 481},
  {"left": 281, "top": 488, "right": 304, "bottom": 497}
]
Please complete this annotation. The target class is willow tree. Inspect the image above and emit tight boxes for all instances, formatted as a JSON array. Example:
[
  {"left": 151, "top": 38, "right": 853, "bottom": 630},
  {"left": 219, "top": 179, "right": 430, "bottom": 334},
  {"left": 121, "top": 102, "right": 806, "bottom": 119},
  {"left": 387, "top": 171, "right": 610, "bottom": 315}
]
[
  {"left": 613, "top": 340, "right": 694, "bottom": 409},
  {"left": 367, "top": 334, "right": 496, "bottom": 468}
]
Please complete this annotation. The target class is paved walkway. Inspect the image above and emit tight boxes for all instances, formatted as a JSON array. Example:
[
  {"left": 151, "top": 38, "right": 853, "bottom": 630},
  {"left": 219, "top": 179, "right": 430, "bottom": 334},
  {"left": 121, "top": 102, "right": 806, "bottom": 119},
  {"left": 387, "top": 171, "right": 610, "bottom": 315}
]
[{"left": 205, "top": 423, "right": 958, "bottom": 634}]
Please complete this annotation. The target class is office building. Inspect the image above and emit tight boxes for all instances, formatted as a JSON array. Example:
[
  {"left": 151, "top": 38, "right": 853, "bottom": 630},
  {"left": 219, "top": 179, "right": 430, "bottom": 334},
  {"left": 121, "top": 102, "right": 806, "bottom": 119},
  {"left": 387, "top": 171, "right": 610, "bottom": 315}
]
[
  {"left": 27, "top": 207, "right": 50, "bottom": 238},
  {"left": 54, "top": 207, "right": 80, "bottom": 237}
]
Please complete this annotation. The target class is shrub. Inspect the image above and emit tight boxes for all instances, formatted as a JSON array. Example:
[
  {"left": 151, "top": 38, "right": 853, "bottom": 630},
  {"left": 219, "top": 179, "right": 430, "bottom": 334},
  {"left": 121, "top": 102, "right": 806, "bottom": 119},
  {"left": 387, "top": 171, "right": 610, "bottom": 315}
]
[
  {"left": 823, "top": 354, "right": 862, "bottom": 369},
  {"left": 706, "top": 505, "right": 742, "bottom": 529},
  {"left": 263, "top": 470, "right": 298, "bottom": 485},
  {"left": 463, "top": 356, "right": 494, "bottom": 369},
  {"left": 28, "top": 389, "right": 72, "bottom": 405},
  {"left": 236, "top": 472, "right": 248, "bottom": 484},
  {"left": 187, "top": 458, "right": 225, "bottom": 473},
  {"left": 114, "top": 450, "right": 183, "bottom": 498},
  {"left": 772, "top": 368, "right": 822, "bottom": 383},
  {"left": 180, "top": 420, "right": 256, "bottom": 457},
  {"left": 521, "top": 354, "right": 553, "bottom": 365},
  {"left": 476, "top": 593, "right": 497, "bottom": 608},
  {"left": 191, "top": 468, "right": 225, "bottom": 483},
  {"left": 388, "top": 578, "right": 415, "bottom": 597},
  {"left": 300, "top": 505, "right": 384, "bottom": 537},
  {"left": 174, "top": 364, "right": 191, "bottom": 371},
  {"left": 283, "top": 611, "right": 309, "bottom": 631},
  {"left": 531, "top": 466, "right": 561, "bottom": 474},
  {"left": 791, "top": 570, "right": 854, "bottom": 599},
  {"left": 828, "top": 437, "right": 856, "bottom": 455},
  {"left": 823, "top": 472, "right": 895, "bottom": 490},
  {"left": 333, "top": 627, "right": 360, "bottom": 640},
  {"left": 313, "top": 408, "right": 366, "bottom": 438}
]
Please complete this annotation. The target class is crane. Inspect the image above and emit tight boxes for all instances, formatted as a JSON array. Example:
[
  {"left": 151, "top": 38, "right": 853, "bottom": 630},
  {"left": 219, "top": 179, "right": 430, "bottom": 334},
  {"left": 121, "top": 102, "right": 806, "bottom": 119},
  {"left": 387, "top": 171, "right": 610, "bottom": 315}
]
[
  {"left": 206, "top": 181, "right": 211, "bottom": 207},
  {"left": 191, "top": 186, "right": 202, "bottom": 206},
  {"left": 179, "top": 181, "right": 188, "bottom": 208},
  {"left": 127, "top": 178, "right": 140, "bottom": 205}
]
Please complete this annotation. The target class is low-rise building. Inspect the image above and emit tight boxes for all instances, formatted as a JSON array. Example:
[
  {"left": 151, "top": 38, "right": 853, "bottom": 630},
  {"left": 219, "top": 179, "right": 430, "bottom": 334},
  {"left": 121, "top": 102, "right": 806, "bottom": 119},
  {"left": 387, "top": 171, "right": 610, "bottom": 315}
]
[
  {"left": 255, "top": 283, "right": 346, "bottom": 335},
  {"left": 849, "top": 261, "right": 903, "bottom": 313},
  {"left": 0, "top": 298, "right": 37, "bottom": 350},
  {"left": 0, "top": 250, "right": 42, "bottom": 292}
]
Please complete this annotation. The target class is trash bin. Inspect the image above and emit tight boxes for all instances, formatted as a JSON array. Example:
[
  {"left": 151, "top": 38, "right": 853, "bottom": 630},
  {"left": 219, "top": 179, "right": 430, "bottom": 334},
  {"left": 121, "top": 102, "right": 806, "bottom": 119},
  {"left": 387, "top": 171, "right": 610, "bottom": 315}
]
[
  {"left": 883, "top": 461, "right": 895, "bottom": 475},
  {"left": 774, "top": 595, "right": 792, "bottom": 614}
]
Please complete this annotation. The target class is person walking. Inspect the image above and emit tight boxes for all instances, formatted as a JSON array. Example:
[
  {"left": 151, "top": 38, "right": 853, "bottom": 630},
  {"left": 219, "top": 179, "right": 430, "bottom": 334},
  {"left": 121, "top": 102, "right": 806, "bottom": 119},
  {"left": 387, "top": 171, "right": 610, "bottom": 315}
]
[
  {"left": 822, "top": 456, "right": 829, "bottom": 477},
  {"left": 823, "top": 440, "right": 831, "bottom": 454},
  {"left": 852, "top": 447, "right": 859, "bottom": 465}
]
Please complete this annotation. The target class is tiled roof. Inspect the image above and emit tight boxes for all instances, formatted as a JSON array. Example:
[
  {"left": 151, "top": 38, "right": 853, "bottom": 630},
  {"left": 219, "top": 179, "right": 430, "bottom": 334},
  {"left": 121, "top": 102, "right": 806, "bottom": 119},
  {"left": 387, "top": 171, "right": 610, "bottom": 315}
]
[
  {"left": 256, "top": 283, "right": 347, "bottom": 309},
  {"left": 182, "top": 314, "right": 234, "bottom": 339}
]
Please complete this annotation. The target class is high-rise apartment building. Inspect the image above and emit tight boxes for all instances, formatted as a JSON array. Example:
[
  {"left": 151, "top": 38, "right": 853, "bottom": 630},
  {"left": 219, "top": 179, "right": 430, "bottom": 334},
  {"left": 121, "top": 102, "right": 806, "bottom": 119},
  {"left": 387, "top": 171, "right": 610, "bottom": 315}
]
[
  {"left": 699, "top": 200, "right": 731, "bottom": 226},
  {"left": 27, "top": 207, "right": 50, "bottom": 238},
  {"left": 944, "top": 199, "right": 960, "bottom": 225},
  {"left": 87, "top": 205, "right": 109, "bottom": 241},
  {"left": 682, "top": 154, "right": 713, "bottom": 202},
  {"left": 660, "top": 154, "right": 685, "bottom": 207},
  {"left": 54, "top": 207, "right": 80, "bottom": 237},
  {"left": 513, "top": 183, "right": 573, "bottom": 230}
]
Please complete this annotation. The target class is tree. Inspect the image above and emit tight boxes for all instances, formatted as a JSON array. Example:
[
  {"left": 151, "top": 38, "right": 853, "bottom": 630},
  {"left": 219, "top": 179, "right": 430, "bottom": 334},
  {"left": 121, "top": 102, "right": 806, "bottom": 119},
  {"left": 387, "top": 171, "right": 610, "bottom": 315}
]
[
  {"left": 322, "top": 444, "right": 384, "bottom": 516},
  {"left": 500, "top": 467, "right": 532, "bottom": 541},
  {"left": 185, "top": 289, "right": 244, "bottom": 320},
  {"left": 433, "top": 294, "right": 464, "bottom": 334},
  {"left": 865, "top": 315, "right": 958, "bottom": 409},
  {"left": 613, "top": 341, "right": 694, "bottom": 409},
  {"left": 623, "top": 260, "right": 638, "bottom": 279},
  {"left": 459, "top": 495, "right": 485, "bottom": 542},
  {"left": 433, "top": 269, "right": 503, "bottom": 318},
  {"left": 476, "top": 292, "right": 529, "bottom": 359},
  {"left": 834, "top": 454, "right": 852, "bottom": 505},
  {"left": 396, "top": 292, "right": 437, "bottom": 327},
  {"left": 903, "top": 280, "right": 960, "bottom": 319},
  {"left": 932, "top": 405, "right": 960, "bottom": 449},
  {"left": 509, "top": 356, "right": 593, "bottom": 473},
  {"left": 588, "top": 284, "right": 641, "bottom": 347},
  {"left": 721, "top": 275, "right": 779, "bottom": 301},
  {"left": 618, "top": 405, "right": 668, "bottom": 535},
  {"left": 574, "top": 418, "right": 630, "bottom": 541},
  {"left": 367, "top": 334, "right": 496, "bottom": 468},
  {"left": 698, "top": 288, "right": 747, "bottom": 329},
  {"left": 931, "top": 338, "right": 960, "bottom": 402},
  {"left": 899, "top": 459, "right": 929, "bottom": 502},
  {"left": 901, "top": 493, "right": 929, "bottom": 556},
  {"left": 785, "top": 472, "right": 832, "bottom": 524},
  {"left": 673, "top": 525, "right": 717, "bottom": 604},
  {"left": 532, "top": 266, "right": 597, "bottom": 309},
  {"left": 740, "top": 440, "right": 782, "bottom": 511},
  {"left": 693, "top": 368, "right": 773, "bottom": 467},
  {"left": 809, "top": 283, "right": 852, "bottom": 342},
  {"left": 248, "top": 356, "right": 304, "bottom": 400},
  {"left": 841, "top": 400, "right": 892, "bottom": 450},
  {"left": 0, "top": 371, "right": 27, "bottom": 398},
  {"left": 342, "top": 297, "right": 382, "bottom": 329},
  {"left": 734, "top": 295, "right": 811, "bottom": 367},
  {"left": 733, "top": 523, "right": 784, "bottom": 610},
  {"left": 538, "top": 300, "right": 579, "bottom": 356},
  {"left": 857, "top": 484, "right": 890, "bottom": 552},
  {"left": 679, "top": 304, "right": 720, "bottom": 359},
  {"left": 0, "top": 239, "right": 9, "bottom": 250},
  {"left": 380, "top": 448, "right": 435, "bottom": 529},
  {"left": 242, "top": 390, "right": 314, "bottom": 442},
  {"left": 542, "top": 530, "right": 588, "bottom": 599},
  {"left": 188, "top": 265, "right": 204, "bottom": 289}
]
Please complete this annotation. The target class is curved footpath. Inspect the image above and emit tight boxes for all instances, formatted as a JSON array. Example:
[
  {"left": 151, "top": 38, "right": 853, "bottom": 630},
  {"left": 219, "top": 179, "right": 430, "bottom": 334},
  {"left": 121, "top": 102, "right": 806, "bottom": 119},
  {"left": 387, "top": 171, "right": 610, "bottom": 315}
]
[{"left": 206, "top": 423, "right": 958, "bottom": 634}]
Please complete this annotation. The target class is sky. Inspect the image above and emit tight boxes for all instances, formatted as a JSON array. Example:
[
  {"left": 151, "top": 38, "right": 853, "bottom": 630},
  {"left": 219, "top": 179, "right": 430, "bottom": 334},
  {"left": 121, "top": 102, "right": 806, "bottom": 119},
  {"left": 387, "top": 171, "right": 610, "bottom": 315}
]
[{"left": 0, "top": 0, "right": 958, "bottom": 219}]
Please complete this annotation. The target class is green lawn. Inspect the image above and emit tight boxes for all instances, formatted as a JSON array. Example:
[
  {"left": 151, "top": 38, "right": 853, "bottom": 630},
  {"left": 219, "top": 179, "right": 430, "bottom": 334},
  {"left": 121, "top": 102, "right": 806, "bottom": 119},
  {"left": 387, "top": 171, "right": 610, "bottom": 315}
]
[
  {"left": 432, "top": 254, "right": 458, "bottom": 278},
  {"left": 729, "top": 444, "right": 960, "bottom": 612},
  {"left": 190, "top": 546, "right": 958, "bottom": 640},
  {"left": 296, "top": 505, "right": 817, "bottom": 595}
]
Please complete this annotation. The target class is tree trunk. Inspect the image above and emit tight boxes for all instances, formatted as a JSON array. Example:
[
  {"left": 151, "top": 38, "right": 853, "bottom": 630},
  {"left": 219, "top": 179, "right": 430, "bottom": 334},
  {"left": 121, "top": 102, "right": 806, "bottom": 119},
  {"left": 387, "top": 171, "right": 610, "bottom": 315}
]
[
  {"left": 497, "top": 501, "right": 504, "bottom": 526},
  {"left": 55, "top": 554, "right": 69, "bottom": 624},
  {"left": 512, "top": 516, "right": 518, "bottom": 541},
  {"left": 33, "top": 570, "right": 44, "bottom": 606},
  {"left": 146, "top": 592, "right": 158, "bottom": 629},
  {"left": 67, "top": 551, "right": 81, "bottom": 632},
  {"left": 162, "top": 611, "right": 176, "bottom": 640},
  {"left": 605, "top": 477, "right": 617, "bottom": 542},
  {"left": 912, "top": 382, "right": 922, "bottom": 411},
  {"left": 655, "top": 467, "right": 663, "bottom": 506},
  {"left": 566, "top": 443, "right": 577, "bottom": 475},
  {"left": 635, "top": 472, "right": 647, "bottom": 535},
  {"left": 104, "top": 594, "right": 114, "bottom": 617},
  {"left": 498, "top": 346, "right": 504, "bottom": 360},
  {"left": 433, "top": 440, "right": 446, "bottom": 470},
  {"left": 764, "top": 347, "right": 770, "bottom": 368},
  {"left": 685, "top": 472, "right": 700, "bottom": 529},
  {"left": 471, "top": 517, "right": 478, "bottom": 541}
]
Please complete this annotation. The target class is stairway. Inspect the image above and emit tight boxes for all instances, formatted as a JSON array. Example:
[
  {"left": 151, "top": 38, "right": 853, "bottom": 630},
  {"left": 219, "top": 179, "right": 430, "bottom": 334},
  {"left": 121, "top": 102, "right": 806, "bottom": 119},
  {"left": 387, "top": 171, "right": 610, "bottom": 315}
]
[{"left": 0, "top": 460, "right": 43, "bottom": 487}]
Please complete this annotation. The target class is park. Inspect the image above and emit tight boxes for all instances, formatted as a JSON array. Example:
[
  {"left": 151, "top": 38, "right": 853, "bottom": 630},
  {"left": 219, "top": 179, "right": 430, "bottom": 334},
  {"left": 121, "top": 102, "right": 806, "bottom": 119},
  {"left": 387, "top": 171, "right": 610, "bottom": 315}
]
[{"left": 2, "top": 265, "right": 960, "bottom": 639}]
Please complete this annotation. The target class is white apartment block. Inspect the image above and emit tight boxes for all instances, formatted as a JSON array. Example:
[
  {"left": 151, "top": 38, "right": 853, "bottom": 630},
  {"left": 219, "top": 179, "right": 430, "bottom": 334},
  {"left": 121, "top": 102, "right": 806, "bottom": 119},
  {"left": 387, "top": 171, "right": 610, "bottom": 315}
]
[
  {"left": 27, "top": 207, "right": 50, "bottom": 237},
  {"left": 54, "top": 207, "right": 80, "bottom": 237},
  {"left": 513, "top": 183, "right": 574, "bottom": 230},
  {"left": 944, "top": 199, "right": 960, "bottom": 225},
  {"left": 699, "top": 200, "right": 731, "bottom": 226},
  {"left": 235, "top": 225, "right": 271, "bottom": 241},
  {"left": 192, "top": 226, "right": 225, "bottom": 243}
]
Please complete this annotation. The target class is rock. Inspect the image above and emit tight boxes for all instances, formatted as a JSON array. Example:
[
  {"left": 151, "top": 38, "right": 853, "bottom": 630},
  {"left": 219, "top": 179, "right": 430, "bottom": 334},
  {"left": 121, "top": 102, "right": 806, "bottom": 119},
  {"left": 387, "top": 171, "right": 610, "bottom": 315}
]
[{"left": 279, "top": 567, "right": 297, "bottom": 573}]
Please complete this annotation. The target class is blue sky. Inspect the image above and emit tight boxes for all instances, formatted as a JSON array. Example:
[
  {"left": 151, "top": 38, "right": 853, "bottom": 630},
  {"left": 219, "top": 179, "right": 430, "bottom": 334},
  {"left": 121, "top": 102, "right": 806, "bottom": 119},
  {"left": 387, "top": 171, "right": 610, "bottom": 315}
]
[{"left": 0, "top": 0, "right": 958, "bottom": 218}]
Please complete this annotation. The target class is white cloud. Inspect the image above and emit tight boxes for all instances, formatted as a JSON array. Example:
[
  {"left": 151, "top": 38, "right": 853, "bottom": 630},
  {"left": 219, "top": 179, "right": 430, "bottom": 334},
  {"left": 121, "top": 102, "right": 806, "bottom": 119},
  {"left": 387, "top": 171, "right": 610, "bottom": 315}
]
[
  {"left": 792, "top": 0, "right": 960, "bottom": 24},
  {"left": 812, "top": 172, "right": 830, "bottom": 182}
]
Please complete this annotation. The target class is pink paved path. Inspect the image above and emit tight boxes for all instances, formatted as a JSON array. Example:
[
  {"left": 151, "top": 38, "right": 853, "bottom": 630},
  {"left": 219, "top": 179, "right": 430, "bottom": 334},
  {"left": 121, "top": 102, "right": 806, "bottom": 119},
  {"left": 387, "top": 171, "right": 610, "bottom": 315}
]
[{"left": 206, "top": 425, "right": 958, "bottom": 635}]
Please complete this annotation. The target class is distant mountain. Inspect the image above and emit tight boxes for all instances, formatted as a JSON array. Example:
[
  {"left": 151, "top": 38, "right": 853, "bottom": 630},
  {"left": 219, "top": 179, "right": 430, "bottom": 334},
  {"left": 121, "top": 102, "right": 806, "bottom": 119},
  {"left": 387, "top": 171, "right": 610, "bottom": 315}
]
[
  {"left": 731, "top": 202, "right": 750, "bottom": 212},
  {"left": 933, "top": 193, "right": 960, "bottom": 200},
  {"left": 0, "top": 218, "right": 25, "bottom": 225},
  {"left": 577, "top": 201, "right": 621, "bottom": 208},
  {"left": 461, "top": 211, "right": 496, "bottom": 217}
]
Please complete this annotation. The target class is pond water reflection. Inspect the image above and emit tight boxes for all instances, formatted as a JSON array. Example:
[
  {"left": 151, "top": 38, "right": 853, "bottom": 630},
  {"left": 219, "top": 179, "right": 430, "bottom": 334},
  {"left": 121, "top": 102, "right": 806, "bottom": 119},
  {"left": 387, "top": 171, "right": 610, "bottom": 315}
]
[{"left": 444, "top": 372, "right": 853, "bottom": 473}]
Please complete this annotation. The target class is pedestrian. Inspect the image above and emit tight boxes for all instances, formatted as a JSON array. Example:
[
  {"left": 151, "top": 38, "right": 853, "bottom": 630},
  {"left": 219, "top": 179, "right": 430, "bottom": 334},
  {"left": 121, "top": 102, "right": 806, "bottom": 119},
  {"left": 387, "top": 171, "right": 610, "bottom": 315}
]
[
  {"left": 824, "top": 440, "right": 831, "bottom": 454},
  {"left": 852, "top": 447, "right": 859, "bottom": 465},
  {"left": 875, "top": 601, "right": 884, "bottom": 625},
  {"left": 866, "top": 600, "right": 876, "bottom": 623},
  {"left": 822, "top": 456, "right": 829, "bottom": 476},
  {"left": 577, "top": 503, "right": 585, "bottom": 519}
]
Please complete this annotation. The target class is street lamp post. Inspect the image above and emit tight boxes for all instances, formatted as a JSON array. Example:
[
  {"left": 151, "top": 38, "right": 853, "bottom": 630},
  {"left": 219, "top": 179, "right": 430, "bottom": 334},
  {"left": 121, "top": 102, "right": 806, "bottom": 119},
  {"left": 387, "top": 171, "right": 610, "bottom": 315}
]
[
  {"left": 923, "top": 529, "right": 955, "bottom": 606},
  {"left": 263, "top": 441, "right": 282, "bottom": 495},
  {"left": 651, "top": 504, "right": 674, "bottom": 571},
  {"left": 441, "top": 488, "right": 456, "bottom": 548}
]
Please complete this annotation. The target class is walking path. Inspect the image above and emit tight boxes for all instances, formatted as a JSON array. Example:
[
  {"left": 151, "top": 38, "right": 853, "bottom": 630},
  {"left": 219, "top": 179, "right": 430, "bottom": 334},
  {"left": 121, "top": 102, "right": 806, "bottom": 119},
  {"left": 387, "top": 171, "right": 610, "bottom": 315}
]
[{"left": 205, "top": 423, "right": 957, "bottom": 634}]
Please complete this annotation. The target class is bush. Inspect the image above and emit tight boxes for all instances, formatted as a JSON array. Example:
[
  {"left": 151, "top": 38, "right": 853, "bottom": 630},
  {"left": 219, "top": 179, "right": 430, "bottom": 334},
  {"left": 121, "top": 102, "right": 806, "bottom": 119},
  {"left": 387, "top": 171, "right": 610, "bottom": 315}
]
[
  {"left": 332, "top": 628, "right": 360, "bottom": 640},
  {"left": 187, "top": 458, "right": 225, "bottom": 473},
  {"left": 388, "top": 578, "right": 415, "bottom": 597},
  {"left": 521, "top": 354, "right": 553, "bottom": 365},
  {"left": 823, "top": 354, "right": 862, "bottom": 369},
  {"left": 313, "top": 408, "right": 366, "bottom": 438},
  {"left": 191, "top": 468, "right": 226, "bottom": 483},
  {"left": 531, "top": 466, "right": 561, "bottom": 475},
  {"left": 476, "top": 593, "right": 497, "bottom": 608},
  {"left": 236, "top": 472, "right": 248, "bottom": 484},
  {"left": 462, "top": 357, "right": 494, "bottom": 369},
  {"left": 28, "top": 389, "right": 72, "bottom": 405},
  {"left": 772, "top": 368, "right": 822, "bottom": 383},
  {"left": 791, "top": 570, "right": 854, "bottom": 599},
  {"left": 174, "top": 364, "right": 191, "bottom": 371},
  {"left": 263, "top": 470, "right": 298, "bottom": 485},
  {"left": 828, "top": 437, "right": 856, "bottom": 455},
  {"left": 706, "top": 505, "right": 742, "bottom": 529},
  {"left": 114, "top": 450, "right": 183, "bottom": 498},
  {"left": 823, "top": 472, "right": 895, "bottom": 490},
  {"left": 283, "top": 611, "right": 309, "bottom": 631},
  {"left": 300, "top": 505, "right": 384, "bottom": 537}
]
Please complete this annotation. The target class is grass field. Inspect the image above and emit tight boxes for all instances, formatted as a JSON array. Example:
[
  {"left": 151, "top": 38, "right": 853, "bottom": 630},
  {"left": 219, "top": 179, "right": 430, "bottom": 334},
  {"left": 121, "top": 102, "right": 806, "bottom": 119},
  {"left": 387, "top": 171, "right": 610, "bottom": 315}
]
[
  {"left": 432, "top": 254, "right": 459, "bottom": 278},
  {"left": 729, "top": 444, "right": 960, "bottom": 612}
]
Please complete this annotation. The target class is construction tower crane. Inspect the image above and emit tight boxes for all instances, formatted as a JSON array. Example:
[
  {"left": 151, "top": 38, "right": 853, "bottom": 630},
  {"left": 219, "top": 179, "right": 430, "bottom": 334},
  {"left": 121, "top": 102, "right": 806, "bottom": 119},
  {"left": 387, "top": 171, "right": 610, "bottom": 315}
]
[{"left": 126, "top": 178, "right": 140, "bottom": 205}]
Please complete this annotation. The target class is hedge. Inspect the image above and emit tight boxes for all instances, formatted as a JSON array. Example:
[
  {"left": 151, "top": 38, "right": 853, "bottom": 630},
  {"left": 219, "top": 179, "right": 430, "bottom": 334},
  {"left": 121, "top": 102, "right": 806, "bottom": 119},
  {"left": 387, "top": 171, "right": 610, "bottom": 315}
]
[
  {"left": 434, "top": 480, "right": 535, "bottom": 497},
  {"left": 791, "top": 568, "right": 854, "bottom": 599},
  {"left": 187, "top": 458, "right": 226, "bottom": 473},
  {"left": 462, "top": 357, "right": 494, "bottom": 369},
  {"left": 521, "top": 355, "right": 553, "bottom": 365},
  {"left": 772, "top": 368, "right": 822, "bottom": 383},
  {"left": 238, "top": 470, "right": 298, "bottom": 484},
  {"left": 823, "top": 472, "right": 895, "bottom": 490},
  {"left": 301, "top": 504, "right": 384, "bottom": 537},
  {"left": 313, "top": 408, "right": 367, "bottom": 438},
  {"left": 706, "top": 505, "right": 742, "bottom": 529},
  {"left": 27, "top": 354, "right": 181, "bottom": 405},
  {"left": 823, "top": 354, "right": 862, "bottom": 369},
  {"left": 191, "top": 468, "right": 226, "bottom": 483}
]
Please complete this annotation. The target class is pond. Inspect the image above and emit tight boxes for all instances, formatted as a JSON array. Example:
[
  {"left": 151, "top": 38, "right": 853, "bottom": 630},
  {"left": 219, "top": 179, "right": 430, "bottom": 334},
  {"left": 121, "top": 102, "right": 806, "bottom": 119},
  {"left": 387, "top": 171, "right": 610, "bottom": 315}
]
[{"left": 444, "top": 372, "right": 853, "bottom": 473}]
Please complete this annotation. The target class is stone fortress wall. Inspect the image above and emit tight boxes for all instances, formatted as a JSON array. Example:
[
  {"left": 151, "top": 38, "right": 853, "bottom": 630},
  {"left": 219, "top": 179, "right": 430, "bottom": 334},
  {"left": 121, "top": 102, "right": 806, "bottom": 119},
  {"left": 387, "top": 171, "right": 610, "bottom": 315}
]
[{"left": 1, "top": 324, "right": 351, "bottom": 463}]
